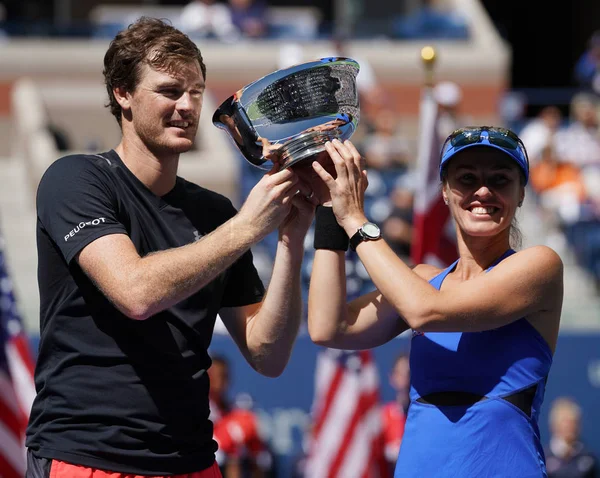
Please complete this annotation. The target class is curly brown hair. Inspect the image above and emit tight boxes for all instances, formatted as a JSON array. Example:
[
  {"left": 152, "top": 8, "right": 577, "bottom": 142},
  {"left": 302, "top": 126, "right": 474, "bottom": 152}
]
[{"left": 103, "top": 17, "right": 207, "bottom": 126}]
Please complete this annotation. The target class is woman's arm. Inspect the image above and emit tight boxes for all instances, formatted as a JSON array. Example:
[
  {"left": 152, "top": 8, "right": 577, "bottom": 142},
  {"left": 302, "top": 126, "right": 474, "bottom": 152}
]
[
  {"left": 308, "top": 249, "right": 410, "bottom": 350},
  {"left": 311, "top": 140, "right": 564, "bottom": 336},
  {"left": 352, "top": 240, "right": 563, "bottom": 333}
]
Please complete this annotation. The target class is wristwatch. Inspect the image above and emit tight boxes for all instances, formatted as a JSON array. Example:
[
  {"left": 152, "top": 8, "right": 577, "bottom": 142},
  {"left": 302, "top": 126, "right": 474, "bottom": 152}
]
[{"left": 349, "top": 222, "right": 381, "bottom": 251}]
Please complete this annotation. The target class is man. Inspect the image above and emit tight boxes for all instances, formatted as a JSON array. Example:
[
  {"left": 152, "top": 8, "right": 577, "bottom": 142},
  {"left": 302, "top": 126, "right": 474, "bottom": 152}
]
[
  {"left": 574, "top": 30, "right": 600, "bottom": 95},
  {"left": 180, "top": 0, "right": 238, "bottom": 41},
  {"left": 381, "top": 352, "right": 410, "bottom": 476},
  {"left": 208, "top": 355, "right": 273, "bottom": 477},
  {"left": 545, "top": 397, "right": 598, "bottom": 478},
  {"left": 25, "top": 17, "right": 315, "bottom": 478},
  {"left": 432, "top": 80, "right": 471, "bottom": 145}
]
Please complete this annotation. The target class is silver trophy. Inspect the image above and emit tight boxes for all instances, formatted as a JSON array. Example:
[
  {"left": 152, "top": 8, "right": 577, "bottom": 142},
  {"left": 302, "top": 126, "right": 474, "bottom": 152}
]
[{"left": 212, "top": 57, "right": 360, "bottom": 170}]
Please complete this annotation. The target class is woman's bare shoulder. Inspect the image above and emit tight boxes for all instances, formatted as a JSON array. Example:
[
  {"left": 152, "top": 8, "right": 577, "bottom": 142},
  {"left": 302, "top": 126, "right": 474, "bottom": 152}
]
[
  {"left": 412, "top": 263, "right": 444, "bottom": 282},
  {"left": 502, "top": 245, "right": 564, "bottom": 277}
]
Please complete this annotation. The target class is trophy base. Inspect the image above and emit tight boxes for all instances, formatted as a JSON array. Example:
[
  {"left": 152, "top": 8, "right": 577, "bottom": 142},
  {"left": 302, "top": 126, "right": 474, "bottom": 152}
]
[{"left": 280, "top": 129, "right": 342, "bottom": 169}]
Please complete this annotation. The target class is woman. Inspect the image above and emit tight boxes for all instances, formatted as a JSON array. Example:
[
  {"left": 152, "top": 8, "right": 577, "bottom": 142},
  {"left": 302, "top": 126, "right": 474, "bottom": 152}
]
[{"left": 307, "top": 127, "right": 563, "bottom": 477}]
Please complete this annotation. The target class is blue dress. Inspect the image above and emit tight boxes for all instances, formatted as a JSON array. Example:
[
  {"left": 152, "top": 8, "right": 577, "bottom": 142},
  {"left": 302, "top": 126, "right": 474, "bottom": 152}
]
[{"left": 395, "top": 250, "right": 552, "bottom": 477}]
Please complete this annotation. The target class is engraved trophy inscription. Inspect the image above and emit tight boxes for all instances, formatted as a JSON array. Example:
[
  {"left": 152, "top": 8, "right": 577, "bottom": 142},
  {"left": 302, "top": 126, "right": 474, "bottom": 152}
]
[{"left": 213, "top": 57, "right": 360, "bottom": 169}]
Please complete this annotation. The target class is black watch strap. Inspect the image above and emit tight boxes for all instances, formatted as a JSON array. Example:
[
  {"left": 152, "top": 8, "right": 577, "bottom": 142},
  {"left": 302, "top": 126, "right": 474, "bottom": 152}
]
[
  {"left": 349, "top": 222, "right": 381, "bottom": 251},
  {"left": 349, "top": 230, "right": 365, "bottom": 251}
]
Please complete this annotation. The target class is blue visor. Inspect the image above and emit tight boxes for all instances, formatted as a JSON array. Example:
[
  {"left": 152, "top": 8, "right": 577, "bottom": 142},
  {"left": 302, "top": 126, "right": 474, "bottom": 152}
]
[{"left": 439, "top": 127, "right": 529, "bottom": 185}]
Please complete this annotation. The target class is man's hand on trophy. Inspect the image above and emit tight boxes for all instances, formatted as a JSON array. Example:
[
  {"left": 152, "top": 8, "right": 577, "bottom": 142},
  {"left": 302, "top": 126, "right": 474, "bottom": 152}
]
[
  {"left": 279, "top": 179, "right": 319, "bottom": 248},
  {"left": 238, "top": 164, "right": 302, "bottom": 242}
]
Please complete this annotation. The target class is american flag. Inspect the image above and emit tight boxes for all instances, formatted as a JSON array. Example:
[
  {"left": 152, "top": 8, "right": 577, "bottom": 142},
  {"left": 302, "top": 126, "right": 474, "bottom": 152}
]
[
  {"left": 304, "top": 349, "right": 386, "bottom": 478},
  {"left": 0, "top": 233, "right": 36, "bottom": 478},
  {"left": 410, "top": 83, "right": 457, "bottom": 267}
]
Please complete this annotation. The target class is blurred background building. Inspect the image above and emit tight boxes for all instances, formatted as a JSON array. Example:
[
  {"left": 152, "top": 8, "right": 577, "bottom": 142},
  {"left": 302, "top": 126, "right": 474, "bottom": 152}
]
[{"left": 0, "top": 0, "right": 599, "bottom": 476}]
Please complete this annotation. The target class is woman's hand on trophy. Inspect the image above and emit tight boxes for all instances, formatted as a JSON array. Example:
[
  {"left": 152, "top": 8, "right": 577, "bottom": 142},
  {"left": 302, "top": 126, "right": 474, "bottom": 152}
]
[
  {"left": 312, "top": 139, "right": 368, "bottom": 230},
  {"left": 292, "top": 151, "right": 335, "bottom": 206}
]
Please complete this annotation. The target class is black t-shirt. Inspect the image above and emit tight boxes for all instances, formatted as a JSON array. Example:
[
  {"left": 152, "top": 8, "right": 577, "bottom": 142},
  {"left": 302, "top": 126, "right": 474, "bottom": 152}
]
[{"left": 26, "top": 150, "right": 265, "bottom": 474}]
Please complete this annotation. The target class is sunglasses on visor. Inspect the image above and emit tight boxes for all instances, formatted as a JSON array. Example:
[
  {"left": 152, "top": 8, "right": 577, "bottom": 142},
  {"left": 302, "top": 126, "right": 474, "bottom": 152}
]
[{"left": 439, "top": 126, "right": 529, "bottom": 182}]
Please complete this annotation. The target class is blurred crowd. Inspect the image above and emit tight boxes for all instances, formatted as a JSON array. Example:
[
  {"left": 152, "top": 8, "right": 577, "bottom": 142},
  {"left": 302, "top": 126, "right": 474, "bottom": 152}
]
[
  {"left": 179, "top": 0, "right": 269, "bottom": 42},
  {"left": 515, "top": 30, "right": 600, "bottom": 293},
  {"left": 516, "top": 30, "right": 600, "bottom": 293},
  {"left": 176, "top": 0, "right": 468, "bottom": 41},
  {"left": 522, "top": 93, "right": 600, "bottom": 292},
  {"left": 0, "top": 0, "right": 468, "bottom": 40}
]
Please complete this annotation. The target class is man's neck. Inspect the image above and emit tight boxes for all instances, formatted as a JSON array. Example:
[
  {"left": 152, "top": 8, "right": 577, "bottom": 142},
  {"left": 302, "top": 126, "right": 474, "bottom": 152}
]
[{"left": 115, "top": 137, "right": 179, "bottom": 197}]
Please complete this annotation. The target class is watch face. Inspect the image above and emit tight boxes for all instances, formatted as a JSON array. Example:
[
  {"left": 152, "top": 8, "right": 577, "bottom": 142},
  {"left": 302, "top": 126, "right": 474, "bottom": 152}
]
[{"left": 362, "top": 222, "right": 380, "bottom": 239}]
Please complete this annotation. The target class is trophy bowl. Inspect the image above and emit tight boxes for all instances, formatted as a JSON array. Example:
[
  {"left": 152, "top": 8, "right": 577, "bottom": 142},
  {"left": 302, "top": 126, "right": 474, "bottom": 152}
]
[{"left": 212, "top": 57, "right": 360, "bottom": 170}]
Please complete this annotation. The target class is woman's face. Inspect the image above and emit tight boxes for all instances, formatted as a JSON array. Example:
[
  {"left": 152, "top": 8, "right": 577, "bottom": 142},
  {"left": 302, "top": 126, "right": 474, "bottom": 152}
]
[{"left": 443, "top": 148, "right": 524, "bottom": 239}]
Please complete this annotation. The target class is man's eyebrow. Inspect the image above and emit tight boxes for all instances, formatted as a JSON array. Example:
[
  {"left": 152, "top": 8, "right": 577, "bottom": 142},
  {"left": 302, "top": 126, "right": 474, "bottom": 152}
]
[
  {"left": 156, "top": 81, "right": 180, "bottom": 87},
  {"left": 160, "top": 80, "right": 205, "bottom": 88}
]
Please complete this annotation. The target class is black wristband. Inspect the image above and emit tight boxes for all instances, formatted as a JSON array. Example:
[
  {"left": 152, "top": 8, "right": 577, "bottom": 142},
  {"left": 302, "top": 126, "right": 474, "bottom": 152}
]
[{"left": 314, "top": 206, "right": 349, "bottom": 251}]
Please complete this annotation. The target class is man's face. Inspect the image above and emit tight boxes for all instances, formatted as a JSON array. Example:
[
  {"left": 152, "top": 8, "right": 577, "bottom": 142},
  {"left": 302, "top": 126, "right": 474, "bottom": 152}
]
[
  {"left": 126, "top": 61, "right": 205, "bottom": 155},
  {"left": 390, "top": 357, "right": 410, "bottom": 393},
  {"left": 552, "top": 411, "right": 580, "bottom": 443}
]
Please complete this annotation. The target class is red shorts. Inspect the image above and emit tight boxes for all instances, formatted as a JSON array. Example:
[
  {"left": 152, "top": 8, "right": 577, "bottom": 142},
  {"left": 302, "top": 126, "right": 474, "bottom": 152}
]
[{"left": 48, "top": 460, "right": 222, "bottom": 478}]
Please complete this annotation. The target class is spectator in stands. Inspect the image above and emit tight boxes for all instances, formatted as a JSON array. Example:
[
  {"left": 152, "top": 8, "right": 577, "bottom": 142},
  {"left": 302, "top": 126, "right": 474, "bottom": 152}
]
[
  {"left": 392, "top": 0, "right": 469, "bottom": 40},
  {"left": 358, "top": 108, "right": 411, "bottom": 171},
  {"left": 381, "top": 352, "right": 410, "bottom": 475},
  {"left": 329, "top": 36, "right": 385, "bottom": 114},
  {"left": 433, "top": 81, "right": 471, "bottom": 145},
  {"left": 326, "top": 37, "right": 387, "bottom": 146},
  {"left": 381, "top": 183, "right": 414, "bottom": 263},
  {"left": 47, "top": 123, "right": 71, "bottom": 152},
  {"left": 0, "top": 2, "right": 8, "bottom": 40},
  {"left": 180, "top": 0, "right": 239, "bottom": 42},
  {"left": 519, "top": 105, "right": 562, "bottom": 164},
  {"left": 545, "top": 397, "right": 599, "bottom": 478},
  {"left": 531, "top": 143, "right": 600, "bottom": 294},
  {"left": 533, "top": 96, "right": 600, "bottom": 292},
  {"left": 574, "top": 30, "right": 600, "bottom": 96},
  {"left": 228, "top": 0, "right": 267, "bottom": 39},
  {"left": 563, "top": 209, "right": 600, "bottom": 295},
  {"left": 209, "top": 355, "right": 274, "bottom": 478},
  {"left": 553, "top": 93, "right": 600, "bottom": 168},
  {"left": 529, "top": 144, "right": 587, "bottom": 224}
]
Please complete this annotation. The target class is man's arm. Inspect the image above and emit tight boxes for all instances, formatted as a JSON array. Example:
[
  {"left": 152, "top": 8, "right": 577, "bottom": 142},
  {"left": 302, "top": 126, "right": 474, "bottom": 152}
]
[
  {"left": 77, "top": 167, "right": 300, "bottom": 320},
  {"left": 219, "top": 240, "right": 304, "bottom": 377},
  {"left": 218, "top": 189, "right": 317, "bottom": 377},
  {"left": 78, "top": 219, "right": 253, "bottom": 320}
]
